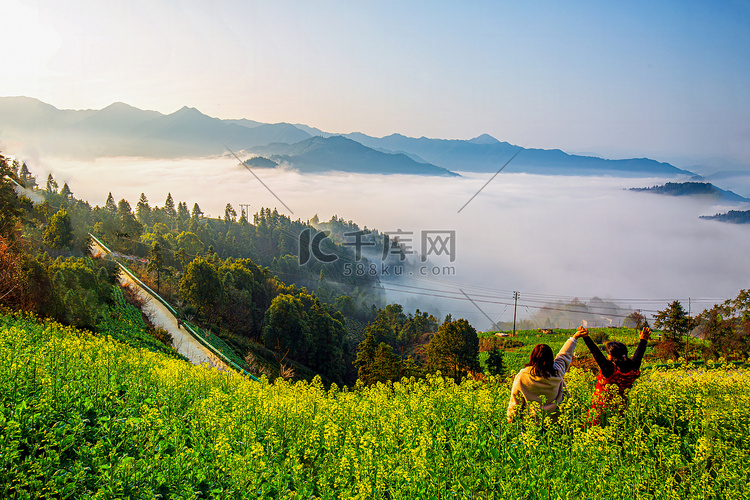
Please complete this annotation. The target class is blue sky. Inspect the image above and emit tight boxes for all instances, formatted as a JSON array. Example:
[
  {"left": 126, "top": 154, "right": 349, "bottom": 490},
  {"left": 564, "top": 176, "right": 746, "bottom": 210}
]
[{"left": 3, "top": 0, "right": 750, "bottom": 167}]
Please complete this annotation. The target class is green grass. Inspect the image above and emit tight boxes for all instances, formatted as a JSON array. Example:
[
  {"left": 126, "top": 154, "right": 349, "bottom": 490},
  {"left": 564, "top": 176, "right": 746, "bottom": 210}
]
[
  {"left": 2, "top": 312, "right": 749, "bottom": 498},
  {"left": 482, "top": 327, "right": 668, "bottom": 370},
  {"left": 96, "top": 288, "right": 186, "bottom": 360},
  {"left": 478, "top": 350, "right": 529, "bottom": 374},
  {"left": 184, "top": 322, "right": 248, "bottom": 369}
]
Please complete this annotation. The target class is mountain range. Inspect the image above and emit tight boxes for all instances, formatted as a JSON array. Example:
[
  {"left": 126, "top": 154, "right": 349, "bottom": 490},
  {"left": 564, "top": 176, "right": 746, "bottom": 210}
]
[
  {"left": 246, "top": 136, "right": 457, "bottom": 176},
  {"left": 1, "top": 96, "right": 692, "bottom": 178},
  {"left": 340, "top": 132, "right": 689, "bottom": 176}
]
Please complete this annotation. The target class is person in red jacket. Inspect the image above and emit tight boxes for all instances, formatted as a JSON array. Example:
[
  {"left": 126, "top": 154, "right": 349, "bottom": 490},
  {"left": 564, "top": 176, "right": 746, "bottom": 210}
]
[{"left": 577, "top": 325, "right": 651, "bottom": 425}]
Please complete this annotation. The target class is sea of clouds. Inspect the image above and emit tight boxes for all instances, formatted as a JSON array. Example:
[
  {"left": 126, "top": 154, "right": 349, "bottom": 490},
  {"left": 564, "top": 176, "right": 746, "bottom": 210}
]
[{"left": 28, "top": 155, "right": 750, "bottom": 329}]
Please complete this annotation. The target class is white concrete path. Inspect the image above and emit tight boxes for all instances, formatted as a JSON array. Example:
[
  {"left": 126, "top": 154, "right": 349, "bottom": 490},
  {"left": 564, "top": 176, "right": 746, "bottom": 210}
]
[{"left": 91, "top": 239, "right": 231, "bottom": 371}]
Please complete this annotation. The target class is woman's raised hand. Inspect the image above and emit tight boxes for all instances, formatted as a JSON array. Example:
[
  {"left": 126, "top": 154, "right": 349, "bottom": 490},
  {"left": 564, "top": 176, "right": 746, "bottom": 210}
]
[
  {"left": 574, "top": 326, "right": 589, "bottom": 339},
  {"left": 639, "top": 326, "right": 652, "bottom": 340}
]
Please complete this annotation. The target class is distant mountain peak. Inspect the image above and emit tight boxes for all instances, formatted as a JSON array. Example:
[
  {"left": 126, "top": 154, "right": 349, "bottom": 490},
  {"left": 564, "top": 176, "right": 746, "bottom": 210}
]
[
  {"left": 96, "top": 101, "right": 160, "bottom": 115},
  {"left": 102, "top": 101, "right": 159, "bottom": 113},
  {"left": 469, "top": 133, "right": 500, "bottom": 145},
  {"left": 249, "top": 135, "right": 459, "bottom": 176},
  {"left": 171, "top": 106, "right": 206, "bottom": 117}
]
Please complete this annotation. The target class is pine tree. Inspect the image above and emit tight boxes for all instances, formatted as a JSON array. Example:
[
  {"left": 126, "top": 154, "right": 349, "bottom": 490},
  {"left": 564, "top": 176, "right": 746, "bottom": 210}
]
[
  {"left": 116, "top": 198, "right": 143, "bottom": 243},
  {"left": 427, "top": 318, "right": 480, "bottom": 380},
  {"left": 43, "top": 209, "right": 74, "bottom": 249},
  {"left": 136, "top": 193, "right": 151, "bottom": 224},
  {"left": 60, "top": 183, "right": 73, "bottom": 199},
  {"left": 354, "top": 331, "right": 401, "bottom": 385},
  {"left": 147, "top": 241, "right": 165, "bottom": 294},
  {"left": 46, "top": 173, "right": 58, "bottom": 194},
  {"left": 177, "top": 201, "right": 190, "bottom": 220},
  {"left": 0, "top": 155, "right": 23, "bottom": 242},
  {"left": 191, "top": 203, "right": 203, "bottom": 220},
  {"left": 164, "top": 193, "right": 177, "bottom": 225},
  {"left": 174, "top": 201, "right": 189, "bottom": 232},
  {"left": 486, "top": 345, "right": 507, "bottom": 377},
  {"left": 372, "top": 342, "right": 402, "bottom": 383},
  {"left": 19, "top": 162, "right": 34, "bottom": 187},
  {"left": 654, "top": 300, "right": 692, "bottom": 355},
  {"left": 117, "top": 199, "right": 132, "bottom": 216},
  {"left": 225, "top": 203, "right": 237, "bottom": 223},
  {"left": 105, "top": 193, "right": 117, "bottom": 217}
]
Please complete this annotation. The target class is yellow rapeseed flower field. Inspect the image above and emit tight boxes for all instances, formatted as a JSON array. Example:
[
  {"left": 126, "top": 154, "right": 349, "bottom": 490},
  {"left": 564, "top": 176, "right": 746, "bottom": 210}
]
[{"left": 1, "top": 311, "right": 748, "bottom": 499}]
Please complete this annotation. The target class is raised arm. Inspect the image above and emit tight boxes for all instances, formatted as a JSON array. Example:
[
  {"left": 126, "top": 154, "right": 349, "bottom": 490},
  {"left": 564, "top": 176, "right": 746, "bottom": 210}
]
[
  {"left": 552, "top": 336, "right": 578, "bottom": 374},
  {"left": 577, "top": 326, "right": 615, "bottom": 378},
  {"left": 506, "top": 372, "right": 524, "bottom": 422},
  {"left": 631, "top": 326, "right": 651, "bottom": 370},
  {"left": 582, "top": 336, "right": 615, "bottom": 377}
]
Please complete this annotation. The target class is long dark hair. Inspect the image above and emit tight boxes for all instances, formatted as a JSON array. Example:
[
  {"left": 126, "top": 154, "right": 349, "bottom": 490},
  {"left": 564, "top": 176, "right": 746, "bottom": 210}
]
[
  {"left": 525, "top": 344, "right": 555, "bottom": 378},
  {"left": 605, "top": 341, "right": 635, "bottom": 372}
]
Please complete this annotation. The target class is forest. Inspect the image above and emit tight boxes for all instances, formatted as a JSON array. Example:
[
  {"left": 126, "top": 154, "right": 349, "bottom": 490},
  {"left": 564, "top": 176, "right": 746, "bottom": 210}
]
[
  {"left": 700, "top": 209, "right": 750, "bottom": 224},
  {"left": 0, "top": 153, "right": 455, "bottom": 386},
  {"left": 1, "top": 152, "right": 749, "bottom": 387}
]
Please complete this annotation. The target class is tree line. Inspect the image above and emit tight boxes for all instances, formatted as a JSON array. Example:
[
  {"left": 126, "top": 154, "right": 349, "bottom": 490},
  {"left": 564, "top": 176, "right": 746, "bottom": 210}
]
[{"left": 1, "top": 153, "right": 746, "bottom": 388}]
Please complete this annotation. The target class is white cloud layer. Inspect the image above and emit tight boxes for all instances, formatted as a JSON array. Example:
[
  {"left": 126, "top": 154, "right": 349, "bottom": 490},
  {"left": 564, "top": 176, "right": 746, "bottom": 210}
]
[{"left": 32, "top": 156, "right": 750, "bottom": 329}]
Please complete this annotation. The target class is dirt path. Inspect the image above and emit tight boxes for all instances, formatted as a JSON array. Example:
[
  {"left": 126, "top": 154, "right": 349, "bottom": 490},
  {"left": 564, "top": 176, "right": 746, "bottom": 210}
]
[{"left": 90, "top": 239, "right": 231, "bottom": 371}]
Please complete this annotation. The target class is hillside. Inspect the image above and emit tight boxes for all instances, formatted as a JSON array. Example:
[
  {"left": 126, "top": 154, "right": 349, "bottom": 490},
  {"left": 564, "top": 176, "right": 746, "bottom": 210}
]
[
  {"left": 700, "top": 209, "right": 750, "bottom": 224},
  {"left": 248, "top": 136, "right": 459, "bottom": 176},
  {"left": 629, "top": 181, "right": 749, "bottom": 202},
  {"left": 243, "top": 156, "right": 279, "bottom": 168},
  {"left": 1, "top": 312, "right": 748, "bottom": 498}
]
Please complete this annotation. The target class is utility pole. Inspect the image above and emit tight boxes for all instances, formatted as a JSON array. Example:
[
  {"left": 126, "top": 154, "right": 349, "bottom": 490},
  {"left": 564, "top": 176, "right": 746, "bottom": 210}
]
[
  {"left": 637, "top": 308, "right": 643, "bottom": 329},
  {"left": 512, "top": 291, "right": 519, "bottom": 337},
  {"left": 239, "top": 204, "right": 253, "bottom": 222}
]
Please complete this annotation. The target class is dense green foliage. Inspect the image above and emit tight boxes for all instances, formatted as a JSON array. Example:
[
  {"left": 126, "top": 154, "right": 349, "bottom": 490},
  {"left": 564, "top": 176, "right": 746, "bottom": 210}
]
[
  {"left": 353, "top": 331, "right": 403, "bottom": 385},
  {"left": 485, "top": 346, "right": 507, "bottom": 377},
  {"left": 630, "top": 181, "right": 745, "bottom": 200},
  {"left": 42, "top": 209, "right": 74, "bottom": 249},
  {"left": 653, "top": 300, "right": 693, "bottom": 357},
  {"left": 262, "top": 291, "right": 347, "bottom": 383},
  {"left": 427, "top": 319, "right": 480, "bottom": 379},
  {"left": 700, "top": 209, "right": 750, "bottom": 224},
  {"left": 698, "top": 290, "right": 750, "bottom": 359},
  {"left": 4, "top": 252, "right": 122, "bottom": 333},
  {"left": 1, "top": 313, "right": 749, "bottom": 499},
  {"left": 96, "top": 288, "right": 187, "bottom": 360}
]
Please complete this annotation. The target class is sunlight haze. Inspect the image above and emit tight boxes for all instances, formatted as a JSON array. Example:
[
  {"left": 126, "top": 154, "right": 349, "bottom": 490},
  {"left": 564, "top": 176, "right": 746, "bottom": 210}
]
[{"left": 2, "top": 0, "right": 749, "bottom": 166}]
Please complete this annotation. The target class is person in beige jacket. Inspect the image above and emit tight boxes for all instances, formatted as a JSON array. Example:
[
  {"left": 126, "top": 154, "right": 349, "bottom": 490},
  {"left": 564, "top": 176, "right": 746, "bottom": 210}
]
[{"left": 506, "top": 329, "right": 586, "bottom": 422}]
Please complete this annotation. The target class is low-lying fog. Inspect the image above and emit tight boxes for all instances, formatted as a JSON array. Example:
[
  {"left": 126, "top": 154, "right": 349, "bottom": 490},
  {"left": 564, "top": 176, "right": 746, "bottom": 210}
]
[{"left": 32, "top": 155, "right": 750, "bottom": 330}]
